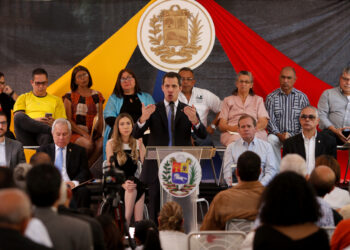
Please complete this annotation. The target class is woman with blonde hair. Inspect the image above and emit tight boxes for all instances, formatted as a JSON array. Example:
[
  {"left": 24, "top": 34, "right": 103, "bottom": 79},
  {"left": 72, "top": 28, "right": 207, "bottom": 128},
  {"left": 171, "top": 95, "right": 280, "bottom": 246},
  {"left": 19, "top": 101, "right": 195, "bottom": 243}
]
[
  {"left": 158, "top": 201, "right": 187, "bottom": 250},
  {"left": 106, "top": 113, "right": 145, "bottom": 226}
]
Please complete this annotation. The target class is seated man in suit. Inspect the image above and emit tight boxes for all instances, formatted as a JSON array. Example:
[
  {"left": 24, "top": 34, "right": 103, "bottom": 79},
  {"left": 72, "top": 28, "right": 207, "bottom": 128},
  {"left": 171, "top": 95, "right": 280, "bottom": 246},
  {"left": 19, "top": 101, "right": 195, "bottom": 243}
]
[
  {"left": 283, "top": 106, "right": 337, "bottom": 174},
  {"left": 201, "top": 151, "right": 264, "bottom": 230},
  {"left": 26, "top": 164, "right": 93, "bottom": 250},
  {"left": 223, "top": 114, "right": 278, "bottom": 186},
  {"left": 0, "top": 188, "right": 52, "bottom": 250},
  {"left": 0, "top": 111, "right": 26, "bottom": 169},
  {"left": 38, "top": 118, "right": 92, "bottom": 208},
  {"left": 13, "top": 68, "right": 67, "bottom": 146},
  {"left": 132, "top": 71, "right": 207, "bottom": 221}
]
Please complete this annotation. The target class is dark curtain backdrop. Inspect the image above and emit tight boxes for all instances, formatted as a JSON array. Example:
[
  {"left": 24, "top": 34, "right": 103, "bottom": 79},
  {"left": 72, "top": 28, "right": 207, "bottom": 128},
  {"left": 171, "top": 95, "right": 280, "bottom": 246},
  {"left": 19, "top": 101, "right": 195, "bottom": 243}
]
[{"left": 0, "top": 0, "right": 349, "bottom": 99}]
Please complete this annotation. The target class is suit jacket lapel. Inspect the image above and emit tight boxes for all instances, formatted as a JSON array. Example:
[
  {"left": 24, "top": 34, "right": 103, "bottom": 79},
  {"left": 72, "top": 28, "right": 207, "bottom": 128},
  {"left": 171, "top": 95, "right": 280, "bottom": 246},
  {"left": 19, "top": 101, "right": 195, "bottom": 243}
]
[
  {"left": 298, "top": 134, "right": 307, "bottom": 159},
  {"left": 315, "top": 133, "right": 322, "bottom": 157},
  {"left": 158, "top": 102, "right": 168, "bottom": 128},
  {"left": 5, "top": 139, "right": 11, "bottom": 167},
  {"left": 174, "top": 102, "right": 184, "bottom": 125}
]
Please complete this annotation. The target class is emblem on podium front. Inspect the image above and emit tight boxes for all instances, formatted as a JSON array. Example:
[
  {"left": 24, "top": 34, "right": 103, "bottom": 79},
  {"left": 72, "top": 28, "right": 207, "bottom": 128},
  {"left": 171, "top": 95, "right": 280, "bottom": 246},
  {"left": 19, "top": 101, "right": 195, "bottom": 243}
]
[
  {"left": 159, "top": 152, "right": 201, "bottom": 198},
  {"left": 137, "top": 0, "right": 215, "bottom": 72}
]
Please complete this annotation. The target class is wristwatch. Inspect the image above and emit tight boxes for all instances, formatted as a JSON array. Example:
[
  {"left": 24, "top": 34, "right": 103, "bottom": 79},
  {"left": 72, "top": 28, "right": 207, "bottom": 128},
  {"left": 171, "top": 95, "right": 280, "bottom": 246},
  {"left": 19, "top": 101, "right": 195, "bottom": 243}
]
[{"left": 210, "top": 124, "right": 216, "bottom": 130}]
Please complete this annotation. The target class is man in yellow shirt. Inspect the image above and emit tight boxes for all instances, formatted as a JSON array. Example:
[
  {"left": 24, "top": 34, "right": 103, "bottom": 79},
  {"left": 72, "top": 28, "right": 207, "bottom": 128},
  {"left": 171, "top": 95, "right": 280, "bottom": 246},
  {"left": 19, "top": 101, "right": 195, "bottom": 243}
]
[{"left": 14, "top": 68, "right": 66, "bottom": 146}]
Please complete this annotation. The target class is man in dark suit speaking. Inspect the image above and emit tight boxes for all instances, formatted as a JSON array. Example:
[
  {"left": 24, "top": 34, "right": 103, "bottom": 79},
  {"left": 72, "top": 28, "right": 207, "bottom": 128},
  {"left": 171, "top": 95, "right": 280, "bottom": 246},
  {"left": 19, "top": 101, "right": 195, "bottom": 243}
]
[
  {"left": 132, "top": 71, "right": 207, "bottom": 221},
  {"left": 38, "top": 118, "right": 91, "bottom": 208},
  {"left": 283, "top": 106, "right": 337, "bottom": 174}
]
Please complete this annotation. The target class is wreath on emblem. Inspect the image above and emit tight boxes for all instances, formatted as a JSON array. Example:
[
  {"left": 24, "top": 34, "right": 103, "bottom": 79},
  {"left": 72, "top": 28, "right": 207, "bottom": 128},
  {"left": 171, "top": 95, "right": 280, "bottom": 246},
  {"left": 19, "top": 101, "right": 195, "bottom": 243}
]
[{"left": 148, "top": 4, "right": 203, "bottom": 64}]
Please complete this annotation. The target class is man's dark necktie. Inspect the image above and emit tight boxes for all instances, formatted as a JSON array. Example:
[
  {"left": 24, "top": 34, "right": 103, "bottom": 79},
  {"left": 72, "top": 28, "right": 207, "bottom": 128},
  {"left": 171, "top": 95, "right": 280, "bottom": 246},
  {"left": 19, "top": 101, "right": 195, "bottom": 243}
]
[{"left": 168, "top": 102, "right": 175, "bottom": 146}]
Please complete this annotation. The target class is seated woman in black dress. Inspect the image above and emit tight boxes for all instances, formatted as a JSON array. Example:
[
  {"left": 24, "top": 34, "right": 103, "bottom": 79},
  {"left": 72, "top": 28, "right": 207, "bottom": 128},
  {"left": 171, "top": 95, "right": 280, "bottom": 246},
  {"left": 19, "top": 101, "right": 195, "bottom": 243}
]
[
  {"left": 106, "top": 113, "right": 145, "bottom": 226},
  {"left": 253, "top": 171, "right": 330, "bottom": 250}
]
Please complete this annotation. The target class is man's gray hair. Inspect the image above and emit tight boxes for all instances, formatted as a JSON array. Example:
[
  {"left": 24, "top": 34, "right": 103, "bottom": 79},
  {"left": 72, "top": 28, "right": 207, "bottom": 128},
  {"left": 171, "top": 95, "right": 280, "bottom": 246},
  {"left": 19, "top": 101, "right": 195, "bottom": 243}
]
[
  {"left": 0, "top": 189, "right": 31, "bottom": 225},
  {"left": 301, "top": 105, "right": 319, "bottom": 119},
  {"left": 52, "top": 118, "right": 72, "bottom": 134},
  {"left": 342, "top": 66, "right": 350, "bottom": 75},
  {"left": 280, "top": 154, "right": 308, "bottom": 177},
  {"left": 13, "top": 163, "right": 33, "bottom": 190}
]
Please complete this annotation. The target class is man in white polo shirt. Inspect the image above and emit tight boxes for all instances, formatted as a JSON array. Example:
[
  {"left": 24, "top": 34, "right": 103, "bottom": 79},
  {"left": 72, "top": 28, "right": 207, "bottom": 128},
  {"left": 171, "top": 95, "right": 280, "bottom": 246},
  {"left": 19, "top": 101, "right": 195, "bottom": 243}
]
[{"left": 178, "top": 67, "right": 222, "bottom": 146}]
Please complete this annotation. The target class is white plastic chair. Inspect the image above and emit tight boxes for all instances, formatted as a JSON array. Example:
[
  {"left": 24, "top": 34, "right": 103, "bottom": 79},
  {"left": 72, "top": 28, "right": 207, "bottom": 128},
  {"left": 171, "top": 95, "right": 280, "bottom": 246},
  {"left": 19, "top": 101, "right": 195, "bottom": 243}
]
[{"left": 188, "top": 231, "right": 246, "bottom": 250}]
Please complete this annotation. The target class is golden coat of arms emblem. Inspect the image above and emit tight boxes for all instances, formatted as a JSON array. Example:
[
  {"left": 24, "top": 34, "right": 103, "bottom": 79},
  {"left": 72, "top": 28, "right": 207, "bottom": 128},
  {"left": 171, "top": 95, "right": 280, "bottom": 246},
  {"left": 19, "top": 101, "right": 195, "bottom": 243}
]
[{"left": 138, "top": 0, "right": 215, "bottom": 72}]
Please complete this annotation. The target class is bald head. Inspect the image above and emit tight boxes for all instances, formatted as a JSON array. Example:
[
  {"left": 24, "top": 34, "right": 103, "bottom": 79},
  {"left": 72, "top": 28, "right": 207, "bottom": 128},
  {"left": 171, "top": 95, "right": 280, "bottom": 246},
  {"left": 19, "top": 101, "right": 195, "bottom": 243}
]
[
  {"left": 309, "top": 165, "right": 336, "bottom": 197},
  {"left": 0, "top": 189, "right": 31, "bottom": 232},
  {"left": 30, "top": 152, "right": 52, "bottom": 166}
]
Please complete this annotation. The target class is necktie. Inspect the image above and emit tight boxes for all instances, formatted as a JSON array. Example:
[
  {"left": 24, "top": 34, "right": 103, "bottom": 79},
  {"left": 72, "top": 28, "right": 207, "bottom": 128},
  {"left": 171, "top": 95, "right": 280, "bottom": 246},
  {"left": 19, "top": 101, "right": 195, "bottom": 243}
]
[
  {"left": 168, "top": 102, "right": 175, "bottom": 146},
  {"left": 55, "top": 147, "right": 63, "bottom": 172}
]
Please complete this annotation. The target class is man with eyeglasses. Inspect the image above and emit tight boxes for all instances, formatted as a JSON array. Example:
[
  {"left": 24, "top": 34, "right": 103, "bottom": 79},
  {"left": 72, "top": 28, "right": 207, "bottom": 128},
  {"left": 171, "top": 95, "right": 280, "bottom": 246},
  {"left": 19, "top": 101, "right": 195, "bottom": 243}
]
[
  {"left": 265, "top": 67, "right": 310, "bottom": 163},
  {"left": 318, "top": 66, "right": 350, "bottom": 145},
  {"left": 283, "top": 106, "right": 337, "bottom": 174},
  {"left": 13, "top": 68, "right": 67, "bottom": 146},
  {"left": 0, "top": 111, "right": 25, "bottom": 169},
  {"left": 0, "top": 72, "right": 19, "bottom": 139},
  {"left": 178, "top": 67, "right": 222, "bottom": 146}
]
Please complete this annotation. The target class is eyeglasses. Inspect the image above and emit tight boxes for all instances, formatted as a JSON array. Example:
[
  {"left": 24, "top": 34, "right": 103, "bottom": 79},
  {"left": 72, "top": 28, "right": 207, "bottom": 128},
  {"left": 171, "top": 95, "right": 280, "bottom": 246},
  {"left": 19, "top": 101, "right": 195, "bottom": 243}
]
[
  {"left": 33, "top": 81, "right": 48, "bottom": 85},
  {"left": 76, "top": 73, "right": 89, "bottom": 79},
  {"left": 121, "top": 76, "right": 134, "bottom": 82},
  {"left": 300, "top": 114, "right": 316, "bottom": 120},
  {"left": 0, "top": 121, "right": 7, "bottom": 125},
  {"left": 181, "top": 77, "right": 194, "bottom": 82}
]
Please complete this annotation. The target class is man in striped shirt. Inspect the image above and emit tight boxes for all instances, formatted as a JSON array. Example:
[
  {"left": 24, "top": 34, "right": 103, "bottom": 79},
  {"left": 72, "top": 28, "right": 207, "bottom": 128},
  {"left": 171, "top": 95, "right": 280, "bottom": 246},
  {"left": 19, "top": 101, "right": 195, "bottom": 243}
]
[{"left": 265, "top": 67, "right": 310, "bottom": 163}]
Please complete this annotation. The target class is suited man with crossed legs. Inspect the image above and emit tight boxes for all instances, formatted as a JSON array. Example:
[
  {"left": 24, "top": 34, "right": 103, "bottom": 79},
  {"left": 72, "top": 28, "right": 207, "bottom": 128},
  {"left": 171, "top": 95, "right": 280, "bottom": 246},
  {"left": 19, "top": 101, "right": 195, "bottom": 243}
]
[{"left": 132, "top": 72, "right": 207, "bottom": 221}]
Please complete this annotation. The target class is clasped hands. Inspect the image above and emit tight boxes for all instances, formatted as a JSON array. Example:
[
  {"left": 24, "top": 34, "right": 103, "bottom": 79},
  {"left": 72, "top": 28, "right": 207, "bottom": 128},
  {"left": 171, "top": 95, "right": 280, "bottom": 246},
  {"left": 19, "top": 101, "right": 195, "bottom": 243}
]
[{"left": 335, "top": 127, "right": 350, "bottom": 143}]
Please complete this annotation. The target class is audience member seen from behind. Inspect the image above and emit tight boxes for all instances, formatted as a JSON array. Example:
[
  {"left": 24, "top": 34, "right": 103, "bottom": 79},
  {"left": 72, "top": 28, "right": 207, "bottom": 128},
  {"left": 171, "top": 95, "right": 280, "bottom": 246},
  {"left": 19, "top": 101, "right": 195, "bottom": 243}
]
[
  {"left": 331, "top": 218, "right": 350, "bottom": 250},
  {"left": 0, "top": 72, "right": 18, "bottom": 139},
  {"left": 103, "top": 69, "right": 155, "bottom": 159},
  {"left": 134, "top": 220, "right": 162, "bottom": 250},
  {"left": 315, "top": 155, "right": 350, "bottom": 209},
  {"left": 26, "top": 163, "right": 93, "bottom": 250},
  {"left": 13, "top": 68, "right": 67, "bottom": 146},
  {"left": 63, "top": 65, "right": 104, "bottom": 167},
  {"left": 201, "top": 151, "right": 264, "bottom": 230},
  {"left": 253, "top": 171, "right": 329, "bottom": 250},
  {"left": 96, "top": 214, "right": 124, "bottom": 250},
  {"left": 218, "top": 71, "right": 269, "bottom": 146},
  {"left": 158, "top": 201, "right": 187, "bottom": 250},
  {"left": 280, "top": 154, "right": 308, "bottom": 177},
  {"left": 106, "top": 113, "right": 145, "bottom": 226},
  {"left": 309, "top": 166, "right": 342, "bottom": 226},
  {"left": 0, "top": 189, "right": 52, "bottom": 250}
]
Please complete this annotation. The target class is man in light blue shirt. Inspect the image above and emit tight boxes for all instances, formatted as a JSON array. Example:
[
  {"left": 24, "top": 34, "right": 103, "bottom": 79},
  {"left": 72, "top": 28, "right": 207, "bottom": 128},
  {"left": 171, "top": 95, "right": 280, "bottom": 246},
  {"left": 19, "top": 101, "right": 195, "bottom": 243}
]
[{"left": 223, "top": 114, "right": 278, "bottom": 186}]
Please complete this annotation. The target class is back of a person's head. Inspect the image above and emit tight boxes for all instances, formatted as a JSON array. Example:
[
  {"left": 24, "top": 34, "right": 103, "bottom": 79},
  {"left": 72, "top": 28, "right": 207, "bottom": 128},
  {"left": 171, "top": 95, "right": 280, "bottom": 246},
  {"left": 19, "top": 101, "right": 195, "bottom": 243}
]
[
  {"left": 237, "top": 151, "right": 261, "bottom": 181},
  {"left": 13, "top": 163, "right": 32, "bottom": 190},
  {"left": 96, "top": 214, "right": 124, "bottom": 250},
  {"left": 26, "top": 164, "right": 61, "bottom": 207},
  {"left": 309, "top": 165, "right": 336, "bottom": 197},
  {"left": 30, "top": 152, "right": 52, "bottom": 166},
  {"left": 315, "top": 155, "right": 341, "bottom": 184},
  {"left": 158, "top": 201, "right": 184, "bottom": 232},
  {"left": 134, "top": 220, "right": 162, "bottom": 250},
  {"left": 260, "top": 171, "right": 321, "bottom": 226},
  {"left": 280, "top": 154, "right": 307, "bottom": 177},
  {"left": 0, "top": 188, "right": 31, "bottom": 231},
  {"left": 0, "top": 167, "right": 15, "bottom": 189}
]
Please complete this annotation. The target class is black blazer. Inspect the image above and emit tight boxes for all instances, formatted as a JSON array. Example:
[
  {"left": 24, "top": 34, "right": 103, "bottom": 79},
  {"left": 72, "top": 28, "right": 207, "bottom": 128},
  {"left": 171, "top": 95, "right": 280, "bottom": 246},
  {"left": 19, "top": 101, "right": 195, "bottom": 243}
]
[
  {"left": 132, "top": 101, "right": 207, "bottom": 183},
  {"left": 282, "top": 131, "right": 337, "bottom": 159},
  {"left": 132, "top": 101, "right": 207, "bottom": 146},
  {"left": 38, "top": 143, "right": 91, "bottom": 183}
]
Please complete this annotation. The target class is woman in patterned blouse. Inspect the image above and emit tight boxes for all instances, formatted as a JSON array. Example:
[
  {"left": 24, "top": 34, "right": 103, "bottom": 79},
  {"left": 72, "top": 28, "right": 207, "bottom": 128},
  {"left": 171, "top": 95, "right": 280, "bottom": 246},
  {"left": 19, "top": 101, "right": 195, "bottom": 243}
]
[{"left": 63, "top": 65, "right": 105, "bottom": 167}]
